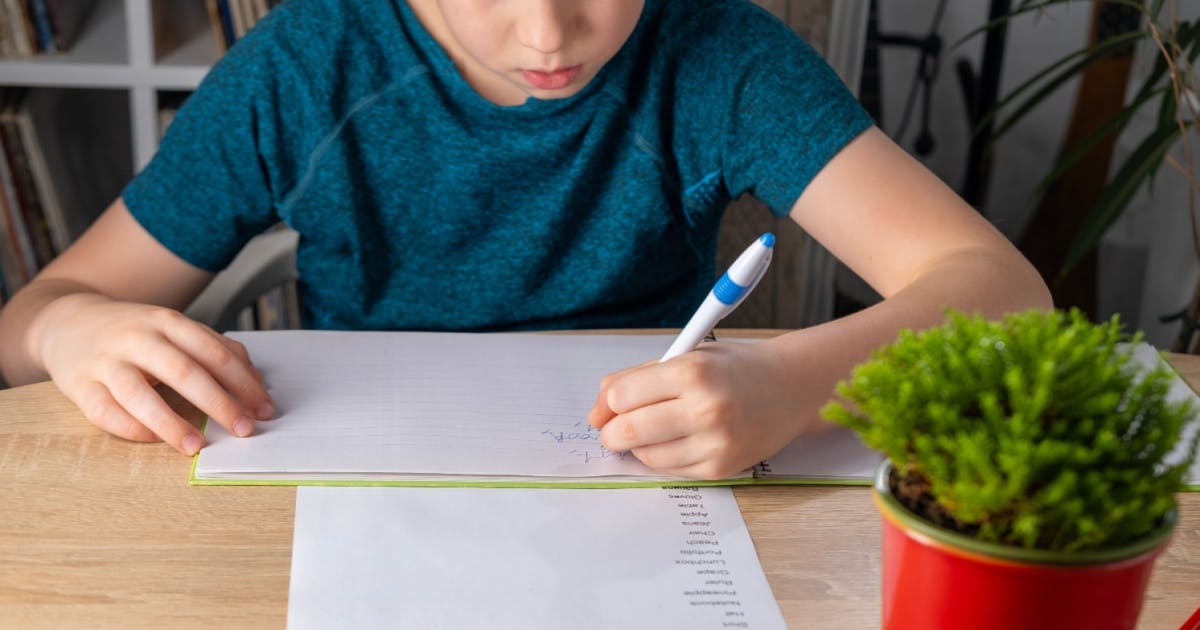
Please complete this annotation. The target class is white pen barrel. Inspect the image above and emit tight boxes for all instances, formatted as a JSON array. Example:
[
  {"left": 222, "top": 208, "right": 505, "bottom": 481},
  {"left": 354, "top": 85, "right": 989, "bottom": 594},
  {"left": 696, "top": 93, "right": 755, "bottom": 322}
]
[
  {"left": 659, "top": 233, "right": 774, "bottom": 363},
  {"left": 661, "top": 293, "right": 725, "bottom": 361}
]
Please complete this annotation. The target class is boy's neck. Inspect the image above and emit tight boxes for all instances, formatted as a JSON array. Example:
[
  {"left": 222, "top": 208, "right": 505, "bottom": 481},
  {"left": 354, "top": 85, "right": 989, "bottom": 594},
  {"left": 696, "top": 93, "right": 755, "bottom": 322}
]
[{"left": 404, "top": 0, "right": 528, "bottom": 106}]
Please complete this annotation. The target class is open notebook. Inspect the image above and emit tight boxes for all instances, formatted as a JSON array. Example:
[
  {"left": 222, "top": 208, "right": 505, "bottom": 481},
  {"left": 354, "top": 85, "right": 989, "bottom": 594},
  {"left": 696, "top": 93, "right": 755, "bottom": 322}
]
[
  {"left": 190, "top": 331, "right": 1200, "bottom": 489},
  {"left": 190, "top": 331, "right": 882, "bottom": 486}
]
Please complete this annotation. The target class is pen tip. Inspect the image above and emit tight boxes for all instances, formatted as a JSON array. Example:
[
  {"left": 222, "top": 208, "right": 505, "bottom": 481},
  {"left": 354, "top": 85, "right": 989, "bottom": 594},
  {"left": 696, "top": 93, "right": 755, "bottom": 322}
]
[{"left": 760, "top": 233, "right": 775, "bottom": 248}]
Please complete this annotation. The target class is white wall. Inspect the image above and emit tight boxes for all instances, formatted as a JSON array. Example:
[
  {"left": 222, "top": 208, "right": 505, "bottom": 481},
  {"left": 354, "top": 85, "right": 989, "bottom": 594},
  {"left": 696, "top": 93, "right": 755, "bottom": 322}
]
[{"left": 876, "top": 1, "right": 1198, "bottom": 348}]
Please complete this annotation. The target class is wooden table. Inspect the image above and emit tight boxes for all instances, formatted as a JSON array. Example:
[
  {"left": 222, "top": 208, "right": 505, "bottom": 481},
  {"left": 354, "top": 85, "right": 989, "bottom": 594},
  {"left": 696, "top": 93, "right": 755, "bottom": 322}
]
[{"left": 2, "top": 347, "right": 1198, "bottom": 628}]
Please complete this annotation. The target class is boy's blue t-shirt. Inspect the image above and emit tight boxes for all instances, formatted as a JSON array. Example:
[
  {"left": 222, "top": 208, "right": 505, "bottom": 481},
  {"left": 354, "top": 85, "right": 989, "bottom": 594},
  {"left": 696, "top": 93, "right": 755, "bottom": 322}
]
[{"left": 123, "top": 0, "right": 873, "bottom": 331}]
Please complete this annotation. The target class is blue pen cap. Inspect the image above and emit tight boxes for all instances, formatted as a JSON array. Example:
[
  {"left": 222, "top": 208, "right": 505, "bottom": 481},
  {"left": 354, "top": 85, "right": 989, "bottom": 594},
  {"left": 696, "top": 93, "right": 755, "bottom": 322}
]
[{"left": 760, "top": 232, "right": 775, "bottom": 248}]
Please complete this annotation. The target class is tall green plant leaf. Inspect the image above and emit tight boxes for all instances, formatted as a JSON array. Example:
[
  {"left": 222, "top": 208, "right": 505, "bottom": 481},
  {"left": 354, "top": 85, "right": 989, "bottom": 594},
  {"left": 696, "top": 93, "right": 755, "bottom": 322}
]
[
  {"left": 1061, "top": 123, "right": 1188, "bottom": 275},
  {"left": 1031, "top": 85, "right": 1169, "bottom": 202},
  {"left": 982, "top": 30, "right": 1147, "bottom": 141}
]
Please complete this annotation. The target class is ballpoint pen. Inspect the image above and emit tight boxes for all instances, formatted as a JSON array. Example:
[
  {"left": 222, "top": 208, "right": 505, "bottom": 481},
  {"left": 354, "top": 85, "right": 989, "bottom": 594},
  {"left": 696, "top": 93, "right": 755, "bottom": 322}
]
[{"left": 660, "top": 233, "right": 774, "bottom": 362}]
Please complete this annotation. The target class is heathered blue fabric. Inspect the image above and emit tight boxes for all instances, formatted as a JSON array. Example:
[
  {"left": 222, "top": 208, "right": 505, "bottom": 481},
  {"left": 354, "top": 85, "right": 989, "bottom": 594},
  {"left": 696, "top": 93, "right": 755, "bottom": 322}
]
[{"left": 122, "top": 0, "right": 873, "bottom": 331}]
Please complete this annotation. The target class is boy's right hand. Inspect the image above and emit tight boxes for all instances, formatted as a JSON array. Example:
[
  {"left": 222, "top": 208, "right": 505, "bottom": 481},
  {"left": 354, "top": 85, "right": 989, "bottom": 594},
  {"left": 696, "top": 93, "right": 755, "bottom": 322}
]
[{"left": 34, "top": 292, "right": 274, "bottom": 455}]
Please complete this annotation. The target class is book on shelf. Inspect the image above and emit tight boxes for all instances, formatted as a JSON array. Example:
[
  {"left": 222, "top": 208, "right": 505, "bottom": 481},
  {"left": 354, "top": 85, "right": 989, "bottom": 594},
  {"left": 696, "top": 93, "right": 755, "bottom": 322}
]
[
  {"left": 0, "top": 0, "right": 95, "bottom": 57},
  {"left": 0, "top": 119, "right": 33, "bottom": 295},
  {"left": 0, "top": 0, "right": 32, "bottom": 57},
  {"left": 0, "top": 88, "right": 129, "bottom": 299},
  {"left": 28, "top": 88, "right": 129, "bottom": 248},
  {"left": 0, "top": 89, "right": 41, "bottom": 295},
  {"left": 0, "top": 90, "right": 55, "bottom": 270},
  {"left": 205, "top": 0, "right": 282, "bottom": 52}
]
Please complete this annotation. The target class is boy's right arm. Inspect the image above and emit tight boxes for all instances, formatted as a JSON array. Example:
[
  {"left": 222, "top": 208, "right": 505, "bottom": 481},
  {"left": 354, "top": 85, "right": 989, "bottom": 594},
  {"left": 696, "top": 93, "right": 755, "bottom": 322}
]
[{"left": 0, "top": 198, "right": 274, "bottom": 455}]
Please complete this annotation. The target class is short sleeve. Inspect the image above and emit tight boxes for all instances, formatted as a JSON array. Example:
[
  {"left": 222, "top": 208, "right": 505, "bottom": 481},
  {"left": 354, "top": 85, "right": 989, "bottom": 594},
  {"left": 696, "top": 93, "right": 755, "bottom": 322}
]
[
  {"left": 121, "top": 28, "right": 279, "bottom": 272},
  {"left": 672, "top": 3, "right": 875, "bottom": 217}
]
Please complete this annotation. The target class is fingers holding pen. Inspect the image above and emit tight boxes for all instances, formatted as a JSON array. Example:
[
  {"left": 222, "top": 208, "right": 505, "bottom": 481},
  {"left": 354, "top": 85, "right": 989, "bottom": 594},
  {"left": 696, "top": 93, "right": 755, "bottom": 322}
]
[
  {"left": 587, "top": 366, "right": 636, "bottom": 428},
  {"left": 587, "top": 360, "right": 676, "bottom": 429},
  {"left": 596, "top": 398, "right": 692, "bottom": 453},
  {"left": 588, "top": 359, "right": 707, "bottom": 457},
  {"left": 586, "top": 343, "right": 798, "bottom": 480},
  {"left": 596, "top": 396, "right": 749, "bottom": 480}
]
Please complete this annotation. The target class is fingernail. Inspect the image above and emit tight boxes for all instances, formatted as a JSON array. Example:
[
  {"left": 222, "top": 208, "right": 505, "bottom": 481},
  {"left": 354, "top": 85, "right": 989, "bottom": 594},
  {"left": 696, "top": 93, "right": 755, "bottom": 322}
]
[
  {"left": 183, "top": 434, "right": 204, "bottom": 455},
  {"left": 256, "top": 402, "right": 275, "bottom": 420},
  {"left": 234, "top": 417, "right": 255, "bottom": 437}
]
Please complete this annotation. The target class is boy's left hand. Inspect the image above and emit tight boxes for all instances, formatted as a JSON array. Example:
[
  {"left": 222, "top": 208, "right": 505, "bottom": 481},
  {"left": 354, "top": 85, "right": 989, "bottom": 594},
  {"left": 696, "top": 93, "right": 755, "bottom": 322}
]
[{"left": 587, "top": 341, "right": 814, "bottom": 480}]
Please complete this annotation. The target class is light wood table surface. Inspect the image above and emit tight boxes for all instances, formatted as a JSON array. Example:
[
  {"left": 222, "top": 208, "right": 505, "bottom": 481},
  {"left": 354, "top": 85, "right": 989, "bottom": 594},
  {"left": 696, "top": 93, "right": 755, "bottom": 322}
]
[{"left": 1, "top": 334, "right": 1198, "bottom": 629}]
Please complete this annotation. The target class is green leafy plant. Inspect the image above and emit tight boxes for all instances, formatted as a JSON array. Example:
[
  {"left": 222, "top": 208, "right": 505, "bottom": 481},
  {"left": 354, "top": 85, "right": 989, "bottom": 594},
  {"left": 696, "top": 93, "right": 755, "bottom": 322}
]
[{"left": 821, "top": 308, "right": 1199, "bottom": 552}]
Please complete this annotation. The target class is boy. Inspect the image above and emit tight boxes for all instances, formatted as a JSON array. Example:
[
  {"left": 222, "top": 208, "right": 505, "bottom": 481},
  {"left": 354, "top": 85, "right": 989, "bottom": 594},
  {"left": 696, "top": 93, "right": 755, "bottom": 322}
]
[{"left": 0, "top": 0, "right": 1050, "bottom": 479}]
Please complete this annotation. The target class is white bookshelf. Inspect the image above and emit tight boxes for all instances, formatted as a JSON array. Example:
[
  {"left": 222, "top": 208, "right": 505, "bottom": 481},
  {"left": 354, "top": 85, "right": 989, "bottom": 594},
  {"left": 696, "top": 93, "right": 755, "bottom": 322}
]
[{"left": 0, "top": 0, "right": 218, "bottom": 171}]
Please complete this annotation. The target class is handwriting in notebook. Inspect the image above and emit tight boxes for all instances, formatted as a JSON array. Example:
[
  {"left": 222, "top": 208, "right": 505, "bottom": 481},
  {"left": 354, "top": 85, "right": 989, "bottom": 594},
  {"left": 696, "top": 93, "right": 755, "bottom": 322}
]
[
  {"left": 568, "top": 445, "right": 632, "bottom": 464},
  {"left": 540, "top": 421, "right": 633, "bottom": 464},
  {"left": 539, "top": 421, "right": 600, "bottom": 445}
]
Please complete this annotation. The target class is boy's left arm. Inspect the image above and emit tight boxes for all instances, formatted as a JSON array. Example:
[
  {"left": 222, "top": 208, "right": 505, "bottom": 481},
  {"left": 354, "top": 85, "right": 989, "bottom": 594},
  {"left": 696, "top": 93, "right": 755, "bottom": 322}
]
[{"left": 587, "top": 126, "right": 1052, "bottom": 479}]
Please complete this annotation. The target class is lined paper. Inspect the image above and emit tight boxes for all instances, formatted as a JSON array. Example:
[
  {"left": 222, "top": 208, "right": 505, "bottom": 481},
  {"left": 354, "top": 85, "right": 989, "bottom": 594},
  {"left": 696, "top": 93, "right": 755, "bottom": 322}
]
[
  {"left": 287, "top": 486, "right": 786, "bottom": 630},
  {"left": 195, "top": 331, "right": 729, "bottom": 483}
]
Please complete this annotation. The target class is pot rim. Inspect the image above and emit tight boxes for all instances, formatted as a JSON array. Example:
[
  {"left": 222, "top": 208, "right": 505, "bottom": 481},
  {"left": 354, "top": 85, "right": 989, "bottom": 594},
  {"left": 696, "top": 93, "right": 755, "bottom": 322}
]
[{"left": 872, "top": 460, "right": 1178, "bottom": 567}]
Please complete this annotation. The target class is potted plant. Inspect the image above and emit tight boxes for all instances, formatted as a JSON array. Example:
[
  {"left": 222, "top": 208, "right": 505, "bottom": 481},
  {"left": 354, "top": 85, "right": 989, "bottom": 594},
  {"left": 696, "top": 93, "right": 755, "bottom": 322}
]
[{"left": 821, "top": 308, "right": 1199, "bottom": 629}]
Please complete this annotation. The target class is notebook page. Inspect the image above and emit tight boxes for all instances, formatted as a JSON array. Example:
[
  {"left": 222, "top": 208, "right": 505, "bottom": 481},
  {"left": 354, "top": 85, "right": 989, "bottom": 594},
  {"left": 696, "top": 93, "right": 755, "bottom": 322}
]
[
  {"left": 195, "top": 331, "right": 725, "bottom": 481},
  {"left": 287, "top": 486, "right": 786, "bottom": 630},
  {"left": 762, "top": 342, "right": 1200, "bottom": 486},
  {"left": 759, "top": 427, "right": 880, "bottom": 482},
  {"left": 1137, "top": 343, "right": 1200, "bottom": 487}
]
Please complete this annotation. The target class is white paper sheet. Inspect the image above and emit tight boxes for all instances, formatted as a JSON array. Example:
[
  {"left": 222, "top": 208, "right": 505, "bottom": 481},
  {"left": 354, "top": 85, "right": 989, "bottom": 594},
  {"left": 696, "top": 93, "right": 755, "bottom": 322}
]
[
  {"left": 759, "top": 425, "right": 881, "bottom": 481},
  {"left": 287, "top": 486, "right": 786, "bottom": 630},
  {"left": 1136, "top": 343, "right": 1200, "bottom": 485}
]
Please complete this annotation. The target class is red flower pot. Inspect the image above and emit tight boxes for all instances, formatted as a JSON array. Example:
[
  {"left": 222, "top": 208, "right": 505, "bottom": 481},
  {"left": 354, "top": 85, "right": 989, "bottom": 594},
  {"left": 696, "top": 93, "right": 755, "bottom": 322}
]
[{"left": 872, "top": 462, "right": 1177, "bottom": 630}]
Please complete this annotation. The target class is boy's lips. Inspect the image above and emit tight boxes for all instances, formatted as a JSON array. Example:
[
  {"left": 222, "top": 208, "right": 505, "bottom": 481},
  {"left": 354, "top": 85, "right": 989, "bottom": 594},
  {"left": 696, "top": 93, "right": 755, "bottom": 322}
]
[{"left": 520, "top": 65, "right": 582, "bottom": 90}]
